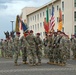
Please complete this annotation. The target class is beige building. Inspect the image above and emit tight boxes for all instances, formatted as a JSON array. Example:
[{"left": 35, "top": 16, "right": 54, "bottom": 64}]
[{"left": 21, "top": 0, "right": 76, "bottom": 38}]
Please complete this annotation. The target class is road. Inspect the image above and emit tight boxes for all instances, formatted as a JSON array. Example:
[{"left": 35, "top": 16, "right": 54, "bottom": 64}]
[{"left": 0, "top": 57, "right": 76, "bottom": 75}]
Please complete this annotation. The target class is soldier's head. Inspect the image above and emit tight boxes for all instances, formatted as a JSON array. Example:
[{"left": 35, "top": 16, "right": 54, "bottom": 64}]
[
  {"left": 16, "top": 32, "right": 20, "bottom": 37},
  {"left": 36, "top": 33, "right": 40, "bottom": 37},
  {"left": 60, "top": 32, "right": 65, "bottom": 37},
  {"left": 54, "top": 32, "right": 57, "bottom": 36},
  {"left": 23, "top": 30, "right": 29, "bottom": 37},
  {"left": 57, "top": 30, "right": 61, "bottom": 35},
  {"left": 30, "top": 30, "right": 33, "bottom": 34}
]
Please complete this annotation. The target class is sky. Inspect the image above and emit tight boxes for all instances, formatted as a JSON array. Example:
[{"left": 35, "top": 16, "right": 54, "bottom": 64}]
[{"left": 0, "top": 0, "right": 51, "bottom": 39}]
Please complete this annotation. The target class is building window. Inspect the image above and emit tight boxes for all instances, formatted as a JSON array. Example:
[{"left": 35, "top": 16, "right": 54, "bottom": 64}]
[
  {"left": 57, "top": 17, "right": 59, "bottom": 22},
  {"left": 40, "top": 22, "right": 42, "bottom": 27},
  {"left": 74, "top": 25, "right": 76, "bottom": 34},
  {"left": 74, "top": 0, "right": 76, "bottom": 7},
  {"left": 43, "top": 32, "right": 45, "bottom": 36},
  {"left": 62, "top": 27, "right": 64, "bottom": 32},
  {"left": 38, "top": 23, "right": 39, "bottom": 30},
  {"left": 37, "top": 14, "right": 39, "bottom": 20},
  {"left": 62, "top": 1, "right": 64, "bottom": 11},
  {"left": 33, "top": 16, "right": 34, "bottom": 20},
  {"left": 33, "top": 25, "right": 34, "bottom": 30},
  {"left": 40, "top": 13, "right": 42, "bottom": 17},
  {"left": 43, "top": 12, "right": 45, "bottom": 17},
  {"left": 35, "top": 15, "right": 36, "bottom": 21},
  {"left": 57, "top": 5, "right": 59, "bottom": 10},
  {"left": 35, "top": 24, "right": 36, "bottom": 31},
  {"left": 74, "top": 11, "right": 76, "bottom": 21},
  {"left": 49, "top": 9, "right": 51, "bottom": 16},
  {"left": 62, "top": 14, "right": 64, "bottom": 23}
]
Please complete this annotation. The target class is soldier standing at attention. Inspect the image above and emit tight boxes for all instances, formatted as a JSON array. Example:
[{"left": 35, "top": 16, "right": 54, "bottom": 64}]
[
  {"left": 20, "top": 31, "right": 29, "bottom": 64},
  {"left": 25, "top": 30, "right": 36, "bottom": 66},
  {"left": 0, "top": 39, "right": 4, "bottom": 57},
  {"left": 35, "top": 33, "right": 42, "bottom": 65},
  {"left": 13, "top": 32, "right": 20, "bottom": 66}
]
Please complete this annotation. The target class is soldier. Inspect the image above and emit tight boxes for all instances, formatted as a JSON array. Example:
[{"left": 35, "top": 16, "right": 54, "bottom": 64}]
[
  {"left": 0, "top": 39, "right": 4, "bottom": 57},
  {"left": 25, "top": 30, "right": 36, "bottom": 66},
  {"left": 71, "top": 35, "right": 76, "bottom": 60},
  {"left": 35, "top": 33, "right": 42, "bottom": 65},
  {"left": 47, "top": 32, "right": 54, "bottom": 64},
  {"left": 4, "top": 39, "right": 8, "bottom": 58},
  {"left": 59, "top": 32, "right": 67, "bottom": 66},
  {"left": 43, "top": 32, "right": 48, "bottom": 57},
  {"left": 13, "top": 32, "right": 20, "bottom": 66},
  {"left": 20, "top": 31, "right": 29, "bottom": 64}
]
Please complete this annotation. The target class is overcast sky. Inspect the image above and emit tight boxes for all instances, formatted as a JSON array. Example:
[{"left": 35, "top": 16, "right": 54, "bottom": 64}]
[{"left": 0, "top": 0, "right": 51, "bottom": 39}]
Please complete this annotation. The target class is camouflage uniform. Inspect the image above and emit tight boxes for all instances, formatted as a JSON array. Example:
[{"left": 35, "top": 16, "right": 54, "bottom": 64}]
[
  {"left": 7, "top": 39, "right": 13, "bottom": 58},
  {"left": 20, "top": 36, "right": 29, "bottom": 64},
  {"left": 59, "top": 35, "right": 67, "bottom": 65},
  {"left": 0, "top": 40, "right": 4, "bottom": 57},
  {"left": 26, "top": 33, "right": 36, "bottom": 65},
  {"left": 43, "top": 36, "right": 48, "bottom": 57},
  {"left": 35, "top": 34, "right": 42, "bottom": 65},
  {"left": 71, "top": 37, "right": 76, "bottom": 59},
  {"left": 4, "top": 40, "right": 8, "bottom": 58},
  {"left": 13, "top": 35, "right": 20, "bottom": 65},
  {"left": 47, "top": 34, "right": 54, "bottom": 64}
]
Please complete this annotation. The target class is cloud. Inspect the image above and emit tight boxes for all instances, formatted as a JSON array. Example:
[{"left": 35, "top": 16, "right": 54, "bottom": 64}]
[{"left": 0, "top": 0, "right": 51, "bottom": 39}]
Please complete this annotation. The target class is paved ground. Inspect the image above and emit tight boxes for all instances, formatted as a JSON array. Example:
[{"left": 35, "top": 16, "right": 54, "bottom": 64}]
[{"left": 0, "top": 57, "right": 76, "bottom": 75}]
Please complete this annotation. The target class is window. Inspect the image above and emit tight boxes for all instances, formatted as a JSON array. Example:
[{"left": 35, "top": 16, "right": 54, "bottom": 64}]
[
  {"left": 74, "top": 25, "right": 76, "bottom": 34},
  {"left": 43, "top": 32, "right": 45, "bottom": 36},
  {"left": 35, "top": 24, "right": 36, "bottom": 31},
  {"left": 57, "top": 17, "right": 59, "bottom": 22},
  {"left": 40, "top": 22, "right": 42, "bottom": 27},
  {"left": 62, "top": 14, "right": 64, "bottom": 23},
  {"left": 38, "top": 23, "right": 39, "bottom": 30},
  {"left": 43, "top": 12, "right": 45, "bottom": 17},
  {"left": 35, "top": 15, "right": 36, "bottom": 21},
  {"left": 57, "top": 5, "right": 59, "bottom": 10},
  {"left": 40, "top": 13, "right": 42, "bottom": 17},
  {"left": 37, "top": 14, "right": 39, "bottom": 20},
  {"left": 74, "top": 11, "right": 76, "bottom": 21},
  {"left": 62, "top": 1, "right": 64, "bottom": 11},
  {"left": 33, "top": 25, "right": 34, "bottom": 30},
  {"left": 74, "top": 0, "right": 76, "bottom": 7},
  {"left": 33, "top": 16, "right": 34, "bottom": 20},
  {"left": 49, "top": 9, "right": 51, "bottom": 16}
]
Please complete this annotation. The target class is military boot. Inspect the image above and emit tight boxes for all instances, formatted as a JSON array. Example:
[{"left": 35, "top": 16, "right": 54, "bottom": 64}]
[{"left": 14, "top": 62, "right": 20, "bottom": 66}]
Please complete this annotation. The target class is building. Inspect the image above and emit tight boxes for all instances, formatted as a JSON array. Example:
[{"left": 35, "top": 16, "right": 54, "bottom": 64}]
[{"left": 21, "top": 0, "right": 76, "bottom": 39}]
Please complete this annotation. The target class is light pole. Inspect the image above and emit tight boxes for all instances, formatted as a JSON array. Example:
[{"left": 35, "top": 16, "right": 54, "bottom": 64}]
[{"left": 10, "top": 21, "right": 14, "bottom": 31}]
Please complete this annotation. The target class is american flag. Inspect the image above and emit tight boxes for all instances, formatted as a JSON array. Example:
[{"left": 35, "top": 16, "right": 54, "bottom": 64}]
[{"left": 49, "top": 5, "right": 55, "bottom": 31}]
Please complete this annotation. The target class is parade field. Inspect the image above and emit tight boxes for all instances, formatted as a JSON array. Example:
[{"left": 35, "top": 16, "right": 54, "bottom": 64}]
[{"left": 0, "top": 57, "right": 76, "bottom": 75}]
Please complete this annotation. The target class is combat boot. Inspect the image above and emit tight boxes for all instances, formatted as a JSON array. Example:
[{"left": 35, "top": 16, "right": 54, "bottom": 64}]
[
  {"left": 14, "top": 62, "right": 20, "bottom": 66},
  {"left": 23, "top": 61, "right": 28, "bottom": 64},
  {"left": 37, "top": 62, "right": 41, "bottom": 66}
]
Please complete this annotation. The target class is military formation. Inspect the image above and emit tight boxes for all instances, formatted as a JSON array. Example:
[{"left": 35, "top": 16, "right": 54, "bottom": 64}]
[{"left": 0, "top": 30, "right": 76, "bottom": 66}]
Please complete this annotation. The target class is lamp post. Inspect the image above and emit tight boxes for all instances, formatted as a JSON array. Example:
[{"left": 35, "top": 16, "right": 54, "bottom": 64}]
[{"left": 10, "top": 20, "right": 14, "bottom": 31}]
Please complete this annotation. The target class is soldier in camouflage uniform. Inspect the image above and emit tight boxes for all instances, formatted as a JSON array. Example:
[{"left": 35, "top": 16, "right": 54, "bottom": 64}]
[
  {"left": 59, "top": 32, "right": 67, "bottom": 66},
  {"left": 35, "top": 33, "right": 42, "bottom": 65},
  {"left": 0, "top": 39, "right": 4, "bottom": 57},
  {"left": 20, "top": 31, "right": 29, "bottom": 64},
  {"left": 65, "top": 35, "right": 71, "bottom": 59},
  {"left": 43, "top": 33, "right": 48, "bottom": 57},
  {"left": 4, "top": 39, "right": 8, "bottom": 58},
  {"left": 47, "top": 32, "right": 54, "bottom": 64},
  {"left": 25, "top": 30, "right": 36, "bottom": 66},
  {"left": 71, "top": 35, "right": 76, "bottom": 59},
  {"left": 7, "top": 38, "right": 13, "bottom": 58},
  {"left": 13, "top": 32, "right": 21, "bottom": 66}
]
